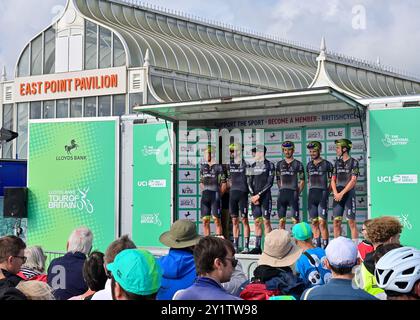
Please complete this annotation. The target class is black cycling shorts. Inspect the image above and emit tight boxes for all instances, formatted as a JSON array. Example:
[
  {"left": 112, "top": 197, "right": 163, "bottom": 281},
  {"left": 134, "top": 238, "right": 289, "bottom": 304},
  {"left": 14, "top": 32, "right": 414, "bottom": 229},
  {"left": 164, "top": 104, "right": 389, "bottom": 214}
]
[
  {"left": 201, "top": 190, "right": 221, "bottom": 219},
  {"left": 251, "top": 192, "right": 272, "bottom": 220},
  {"left": 229, "top": 190, "right": 249, "bottom": 218},
  {"left": 333, "top": 187, "right": 356, "bottom": 220},
  {"left": 308, "top": 189, "right": 329, "bottom": 221},
  {"left": 277, "top": 189, "right": 299, "bottom": 221}
]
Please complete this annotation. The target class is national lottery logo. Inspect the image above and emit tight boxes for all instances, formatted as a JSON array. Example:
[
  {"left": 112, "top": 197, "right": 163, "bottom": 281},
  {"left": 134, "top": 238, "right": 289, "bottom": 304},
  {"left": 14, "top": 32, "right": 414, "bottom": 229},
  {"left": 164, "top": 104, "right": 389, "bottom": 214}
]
[
  {"left": 142, "top": 145, "right": 161, "bottom": 156},
  {"left": 381, "top": 134, "right": 409, "bottom": 147}
]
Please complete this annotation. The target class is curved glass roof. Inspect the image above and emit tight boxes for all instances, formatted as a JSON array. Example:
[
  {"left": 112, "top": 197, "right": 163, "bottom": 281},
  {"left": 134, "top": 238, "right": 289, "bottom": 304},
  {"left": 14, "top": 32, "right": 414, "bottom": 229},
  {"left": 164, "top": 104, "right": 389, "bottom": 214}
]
[
  {"left": 74, "top": 0, "right": 318, "bottom": 101},
  {"left": 16, "top": 0, "right": 420, "bottom": 102}
]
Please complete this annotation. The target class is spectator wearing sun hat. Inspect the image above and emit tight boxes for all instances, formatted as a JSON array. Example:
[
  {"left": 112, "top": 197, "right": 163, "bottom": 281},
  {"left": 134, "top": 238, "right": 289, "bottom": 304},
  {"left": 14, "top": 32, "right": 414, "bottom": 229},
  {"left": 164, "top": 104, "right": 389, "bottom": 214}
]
[
  {"left": 157, "top": 220, "right": 202, "bottom": 300},
  {"left": 107, "top": 249, "right": 162, "bottom": 300},
  {"left": 292, "top": 222, "right": 331, "bottom": 288},
  {"left": 301, "top": 237, "right": 377, "bottom": 300},
  {"left": 240, "top": 229, "right": 306, "bottom": 300}
]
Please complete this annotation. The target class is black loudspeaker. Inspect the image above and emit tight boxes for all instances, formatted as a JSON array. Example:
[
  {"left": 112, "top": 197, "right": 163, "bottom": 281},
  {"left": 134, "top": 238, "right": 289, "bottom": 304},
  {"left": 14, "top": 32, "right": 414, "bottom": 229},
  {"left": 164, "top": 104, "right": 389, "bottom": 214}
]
[{"left": 3, "top": 187, "right": 28, "bottom": 218}]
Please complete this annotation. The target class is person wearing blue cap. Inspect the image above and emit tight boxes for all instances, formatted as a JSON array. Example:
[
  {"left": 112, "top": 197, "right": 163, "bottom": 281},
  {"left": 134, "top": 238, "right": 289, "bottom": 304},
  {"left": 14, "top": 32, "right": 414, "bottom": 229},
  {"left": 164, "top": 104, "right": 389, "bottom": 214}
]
[
  {"left": 300, "top": 237, "right": 377, "bottom": 300},
  {"left": 107, "top": 249, "right": 162, "bottom": 300},
  {"left": 292, "top": 222, "right": 331, "bottom": 288}
]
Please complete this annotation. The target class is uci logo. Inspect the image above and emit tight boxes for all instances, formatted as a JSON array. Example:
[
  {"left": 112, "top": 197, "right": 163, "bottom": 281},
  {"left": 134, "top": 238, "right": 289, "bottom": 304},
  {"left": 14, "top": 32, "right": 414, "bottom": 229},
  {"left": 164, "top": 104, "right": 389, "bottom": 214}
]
[
  {"left": 137, "top": 181, "right": 148, "bottom": 187},
  {"left": 377, "top": 176, "right": 392, "bottom": 183}
]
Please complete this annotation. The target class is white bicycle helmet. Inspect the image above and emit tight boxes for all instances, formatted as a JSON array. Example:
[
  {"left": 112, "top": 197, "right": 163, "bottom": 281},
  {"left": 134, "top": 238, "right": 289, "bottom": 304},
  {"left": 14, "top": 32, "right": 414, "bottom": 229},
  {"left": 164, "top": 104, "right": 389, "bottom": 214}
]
[{"left": 375, "top": 246, "right": 420, "bottom": 293}]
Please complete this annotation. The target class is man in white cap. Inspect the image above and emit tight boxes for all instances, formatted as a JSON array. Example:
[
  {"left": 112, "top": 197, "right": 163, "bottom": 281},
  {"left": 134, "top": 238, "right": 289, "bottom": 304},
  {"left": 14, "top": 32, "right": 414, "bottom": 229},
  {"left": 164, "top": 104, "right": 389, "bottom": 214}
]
[{"left": 301, "top": 237, "right": 378, "bottom": 300}]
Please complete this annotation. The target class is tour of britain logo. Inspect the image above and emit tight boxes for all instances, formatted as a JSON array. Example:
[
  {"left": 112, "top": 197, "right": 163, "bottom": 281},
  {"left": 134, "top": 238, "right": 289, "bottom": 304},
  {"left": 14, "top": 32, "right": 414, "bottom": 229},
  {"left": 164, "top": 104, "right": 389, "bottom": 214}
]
[
  {"left": 381, "top": 134, "right": 409, "bottom": 147},
  {"left": 140, "top": 213, "right": 162, "bottom": 226},
  {"left": 56, "top": 139, "right": 87, "bottom": 161},
  {"left": 48, "top": 187, "right": 94, "bottom": 214}
]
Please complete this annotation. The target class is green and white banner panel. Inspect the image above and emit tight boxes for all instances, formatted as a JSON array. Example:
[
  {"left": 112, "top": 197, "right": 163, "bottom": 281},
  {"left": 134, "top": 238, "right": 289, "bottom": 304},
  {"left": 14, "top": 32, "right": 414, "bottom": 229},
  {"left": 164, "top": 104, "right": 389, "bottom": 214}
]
[
  {"left": 369, "top": 108, "right": 420, "bottom": 248},
  {"left": 177, "top": 110, "right": 367, "bottom": 248},
  {"left": 132, "top": 122, "right": 173, "bottom": 247},
  {"left": 27, "top": 118, "right": 119, "bottom": 252}
]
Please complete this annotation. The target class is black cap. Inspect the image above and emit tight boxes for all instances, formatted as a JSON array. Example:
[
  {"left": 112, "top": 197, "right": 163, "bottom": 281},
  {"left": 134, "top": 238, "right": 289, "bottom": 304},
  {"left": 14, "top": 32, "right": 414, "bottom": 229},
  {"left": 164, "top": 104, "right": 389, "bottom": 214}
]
[{"left": 251, "top": 145, "right": 267, "bottom": 153}]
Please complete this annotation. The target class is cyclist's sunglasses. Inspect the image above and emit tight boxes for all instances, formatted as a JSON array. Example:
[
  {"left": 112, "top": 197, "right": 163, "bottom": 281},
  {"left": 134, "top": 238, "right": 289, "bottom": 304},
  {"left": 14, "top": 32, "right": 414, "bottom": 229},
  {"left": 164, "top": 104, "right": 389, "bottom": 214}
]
[
  {"left": 307, "top": 143, "right": 319, "bottom": 149},
  {"left": 282, "top": 142, "right": 294, "bottom": 148}
]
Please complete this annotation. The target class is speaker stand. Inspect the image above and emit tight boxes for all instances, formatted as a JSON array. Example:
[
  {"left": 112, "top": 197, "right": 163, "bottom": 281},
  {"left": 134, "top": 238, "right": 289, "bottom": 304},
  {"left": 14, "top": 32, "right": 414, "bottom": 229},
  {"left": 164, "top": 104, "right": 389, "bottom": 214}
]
[{"left": 13, "top": 218, "right": 23, "bottom": 237}]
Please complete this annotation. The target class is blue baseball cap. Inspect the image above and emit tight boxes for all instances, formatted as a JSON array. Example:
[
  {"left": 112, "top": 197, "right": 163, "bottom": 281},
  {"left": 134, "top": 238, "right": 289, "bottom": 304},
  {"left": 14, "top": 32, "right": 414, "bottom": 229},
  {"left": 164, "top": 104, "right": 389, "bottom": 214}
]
[
  {"left": 107, "top": 249, "right": 162, "bottom": 295},
  {"left": 292, "top": 222, "right": 313, "bottom": 241}
]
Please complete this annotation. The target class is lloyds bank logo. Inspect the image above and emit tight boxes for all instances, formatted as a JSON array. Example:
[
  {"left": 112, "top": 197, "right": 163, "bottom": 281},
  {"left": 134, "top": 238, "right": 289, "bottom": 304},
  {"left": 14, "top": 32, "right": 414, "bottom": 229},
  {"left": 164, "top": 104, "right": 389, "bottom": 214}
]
[{"left": 56, "top": 139, "right": 87, "bottom": 161}]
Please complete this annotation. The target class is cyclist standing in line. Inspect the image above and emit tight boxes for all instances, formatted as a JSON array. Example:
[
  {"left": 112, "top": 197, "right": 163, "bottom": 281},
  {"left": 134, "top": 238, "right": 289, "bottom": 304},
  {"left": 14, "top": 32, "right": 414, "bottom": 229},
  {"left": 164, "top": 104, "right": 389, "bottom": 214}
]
[
  {"left": 226, "top": 143, "right": 251, "bottom": 253},
  {"left": 247, "top": 145, "right": 275, "bottom": 254},
  {"left": 200, "top": 145, "right": 227, "bottom": 237},
  {"left": 276, "top": 141, "right": 305, "bottom": 230},
  {"left": 331, "top": 139, "right": 359, "bottom": 242},
  {"left": 306, "top": 141, "right": 333, "bottom": 249}
]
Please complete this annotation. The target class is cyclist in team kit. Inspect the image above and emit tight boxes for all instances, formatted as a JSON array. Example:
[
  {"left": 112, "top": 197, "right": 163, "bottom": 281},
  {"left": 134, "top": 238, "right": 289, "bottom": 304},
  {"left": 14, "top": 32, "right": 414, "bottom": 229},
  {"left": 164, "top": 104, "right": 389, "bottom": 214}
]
[
  {"left": 247, "top": 145, "right": 275, "bottom": 254},
  {"left": 331, "top": 139, "right": 360, "bottom": 242},
  {"left": 276, "top": 141, "right": 305, "bottom": 230},
  {"left": 200, "top": 145, "right": 227, "bottom": 237},
  {"left": 306, "top": 141, "right": 334, "bottom": 249},
  {"left": 226, "top": 143, "right": 251, "bottom": 253}
]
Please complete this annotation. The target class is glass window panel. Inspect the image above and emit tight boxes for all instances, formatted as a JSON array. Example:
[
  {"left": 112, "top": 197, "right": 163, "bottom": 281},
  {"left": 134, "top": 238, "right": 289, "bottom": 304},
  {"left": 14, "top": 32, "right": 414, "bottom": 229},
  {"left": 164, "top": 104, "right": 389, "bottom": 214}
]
[
  {"left": 85, "top": 21, "right": 97, "bottom": 70},
  {"left": 17, "top": 103, "right": 29, "bottom": 159},
  {"left": 113, "top": 34, "right": 126, "bottom": 67},
  {"left": 30, "top": 101, "right": 42, "bottom": 119},
  {"left": 44, "top": 27, "right": 55, "bottom": 74},
  {"left": 31, "top": 35, "right": 43, "bottom": 76},
  {"left": 129, "top": 93, "right": 143, "bottom": 114},
  {"left": 18, "top": 45, "right": 30, "bottom": 77},
  {"left": 84, "top": 97, "right": 97, "bottom": 117},
  {"left": 98, "top": 96, "right": 111, "bottom": 117},
  {"left": 43, "top": 100, "right": 55, "bottom": 119},
  {"left": 112, "top": 94, "right": 125, "bottom": 116},
  {"left": 2, "top": 104, "right": 14, "bottom": 158},
  {"left": 99, "top": 27, "right": 112, "bottom": 69},
  {"left": 56, "top": 99, "right": 69, "bottom": 118},
  {"left": 70, "top": 98, "right": 83, "bottom": 118}
]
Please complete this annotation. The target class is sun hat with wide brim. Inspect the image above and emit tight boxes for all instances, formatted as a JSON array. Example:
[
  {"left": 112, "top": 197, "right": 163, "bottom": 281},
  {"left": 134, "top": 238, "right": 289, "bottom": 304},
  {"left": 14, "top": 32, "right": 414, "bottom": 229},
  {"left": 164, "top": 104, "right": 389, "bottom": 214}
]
[
  {"left": 258, "top": 229, "right": 302, "bottom": 268},
  {"left": 159, "top": 219, "right": 202, "bottom": 249}
]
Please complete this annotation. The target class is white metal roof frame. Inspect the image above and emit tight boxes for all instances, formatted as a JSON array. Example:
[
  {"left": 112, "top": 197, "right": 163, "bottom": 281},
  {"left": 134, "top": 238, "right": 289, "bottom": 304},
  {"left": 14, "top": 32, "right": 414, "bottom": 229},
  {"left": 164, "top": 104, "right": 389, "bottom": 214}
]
[{"left": 133, "top": 86, "right": 366, "bottom": 122}]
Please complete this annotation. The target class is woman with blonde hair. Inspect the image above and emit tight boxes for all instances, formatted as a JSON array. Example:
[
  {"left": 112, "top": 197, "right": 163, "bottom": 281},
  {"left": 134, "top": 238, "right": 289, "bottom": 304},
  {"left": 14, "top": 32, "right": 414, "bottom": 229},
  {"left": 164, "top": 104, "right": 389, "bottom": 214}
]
[
  {"left": 16, "top": 281, "right": 55, "bottom": 300},
  {"left": 17, "top": 246, "right": 47, "bottom": 282}
]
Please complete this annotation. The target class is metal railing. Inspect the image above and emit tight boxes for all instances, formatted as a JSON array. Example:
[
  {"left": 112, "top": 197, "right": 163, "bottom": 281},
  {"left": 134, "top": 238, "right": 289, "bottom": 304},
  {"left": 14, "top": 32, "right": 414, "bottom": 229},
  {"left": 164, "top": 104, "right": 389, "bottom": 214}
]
[{"left": 44, "top": 251, "right": 66, "bottom": 268}]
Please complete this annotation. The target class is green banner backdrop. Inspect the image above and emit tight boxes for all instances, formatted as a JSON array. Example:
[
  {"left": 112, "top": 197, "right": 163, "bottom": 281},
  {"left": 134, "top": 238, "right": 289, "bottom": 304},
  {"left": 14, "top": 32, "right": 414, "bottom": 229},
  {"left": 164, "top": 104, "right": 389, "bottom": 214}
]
[
  {"left": 27, "top": 119, "right": 119, "bottom": 252},
  {"left": 369, "top": 108, "right": 420, "bottom": 248},
  {"left": 132, "top": 122, "right": 172, "bottom": 247}
]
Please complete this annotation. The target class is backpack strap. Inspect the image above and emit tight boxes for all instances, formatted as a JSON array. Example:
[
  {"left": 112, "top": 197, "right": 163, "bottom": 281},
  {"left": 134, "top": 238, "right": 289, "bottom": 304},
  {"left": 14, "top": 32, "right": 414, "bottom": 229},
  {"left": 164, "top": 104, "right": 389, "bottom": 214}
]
[
  {"left": 302, "top": 251, "right": 316, "bottom": 265},
  {"left": 302, "top": 251, "right": 322, "bottom": 275}
]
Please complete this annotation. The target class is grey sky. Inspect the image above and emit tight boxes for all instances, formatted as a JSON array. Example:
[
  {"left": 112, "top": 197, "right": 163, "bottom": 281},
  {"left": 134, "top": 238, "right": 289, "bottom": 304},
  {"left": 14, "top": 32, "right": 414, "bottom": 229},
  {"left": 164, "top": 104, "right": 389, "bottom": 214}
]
[{"left": 1, "top": 0, "right": 419, "bottom": 80}]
